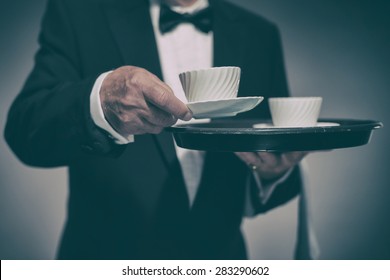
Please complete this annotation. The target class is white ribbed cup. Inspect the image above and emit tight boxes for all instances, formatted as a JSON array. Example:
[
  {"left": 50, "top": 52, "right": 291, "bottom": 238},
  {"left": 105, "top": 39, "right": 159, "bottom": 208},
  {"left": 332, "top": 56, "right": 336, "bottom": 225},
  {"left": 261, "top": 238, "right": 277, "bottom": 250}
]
[
  {"left": 179, "top": 67, "right": 241, "bottom": 102},
  {"left": 269, "top": 97, "right": 323, "bottom": 127}
]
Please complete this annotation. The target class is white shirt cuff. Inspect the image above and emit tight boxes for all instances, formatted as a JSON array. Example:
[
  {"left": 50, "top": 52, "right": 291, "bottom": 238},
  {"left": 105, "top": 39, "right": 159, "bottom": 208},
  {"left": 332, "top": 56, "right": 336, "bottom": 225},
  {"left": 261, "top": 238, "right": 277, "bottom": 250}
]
[
  {"left": 244, "top": 167, "right": 294, "bottom": 217},
  {"left": 254, "top": 167, "right": 294, "bottom": 205},
  {"left": 90, "top": 71, "right": 134, "bottom": 145}
]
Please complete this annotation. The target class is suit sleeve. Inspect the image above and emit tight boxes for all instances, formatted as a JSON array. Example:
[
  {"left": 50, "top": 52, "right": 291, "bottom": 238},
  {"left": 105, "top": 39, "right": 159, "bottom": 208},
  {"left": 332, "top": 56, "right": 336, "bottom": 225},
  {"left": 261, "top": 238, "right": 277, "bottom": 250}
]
[{"left": 4, "top": 0, "right": 124, "bottom": 167}]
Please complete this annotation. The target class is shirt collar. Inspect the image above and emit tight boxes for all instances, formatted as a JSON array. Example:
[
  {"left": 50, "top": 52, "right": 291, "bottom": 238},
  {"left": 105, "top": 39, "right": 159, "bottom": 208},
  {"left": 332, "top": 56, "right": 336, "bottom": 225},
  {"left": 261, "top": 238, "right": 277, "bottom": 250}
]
[{"left": 150, "top": 0, "right": 209, "bottom": 15}]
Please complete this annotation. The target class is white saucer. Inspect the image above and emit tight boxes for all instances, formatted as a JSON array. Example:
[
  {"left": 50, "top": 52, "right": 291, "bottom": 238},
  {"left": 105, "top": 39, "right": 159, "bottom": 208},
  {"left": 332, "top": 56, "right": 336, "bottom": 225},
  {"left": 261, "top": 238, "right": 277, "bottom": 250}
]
[
  {"left": 175, "top": 118, "right": 211, "bottom": 126},
  {"left": 253, "top": 122, "right": 340, "bottom": 129},
  {"left": 187, "top": 96, "right": 264, "bottom": 119}
]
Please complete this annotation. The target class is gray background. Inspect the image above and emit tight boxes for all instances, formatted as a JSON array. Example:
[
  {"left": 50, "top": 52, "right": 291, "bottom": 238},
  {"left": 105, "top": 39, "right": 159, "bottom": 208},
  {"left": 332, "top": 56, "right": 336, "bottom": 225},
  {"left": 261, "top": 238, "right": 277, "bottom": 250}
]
[{"left": 0, "top": 0, "right": 389, "bottom": 259}]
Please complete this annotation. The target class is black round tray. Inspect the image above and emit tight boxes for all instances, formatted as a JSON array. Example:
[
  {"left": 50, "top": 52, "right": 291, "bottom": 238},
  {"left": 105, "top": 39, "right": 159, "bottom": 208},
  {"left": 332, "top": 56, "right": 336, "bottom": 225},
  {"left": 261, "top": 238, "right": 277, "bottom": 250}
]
[{"left": 166, "top": 118, "right": 383, "bottom": 152}]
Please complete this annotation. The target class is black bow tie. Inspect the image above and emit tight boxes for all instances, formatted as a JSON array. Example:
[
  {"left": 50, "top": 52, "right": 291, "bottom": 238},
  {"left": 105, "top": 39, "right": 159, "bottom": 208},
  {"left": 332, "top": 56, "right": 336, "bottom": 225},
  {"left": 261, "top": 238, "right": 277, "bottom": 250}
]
[{"left": 159, "top": 4, "right": 213, "bottom": 34}]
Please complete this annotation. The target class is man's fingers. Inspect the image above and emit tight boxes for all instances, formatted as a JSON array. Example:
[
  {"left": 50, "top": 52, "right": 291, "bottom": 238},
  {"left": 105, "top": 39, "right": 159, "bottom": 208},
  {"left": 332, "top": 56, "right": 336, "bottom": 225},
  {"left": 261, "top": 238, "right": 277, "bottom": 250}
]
[
  {"left": 236, "top": 152, "right": 281, "bottom": 168},
  {"left": 257, "top": 152, "right": 280, "bottom": 168},
  {"left": 142, "top": 80, "right": 192, "bottom": 121},
  {"left": 235, "top": 151, "right": 309, "bottom": 181},
  {"left": 235, "top": 152, "right": 262, "bottom": 167},
  {"left": 143, "top": 102, "right": 178, "bottom": 127},
  {"left": 281, "top": 151, "right": 308, "bottom": 166}
]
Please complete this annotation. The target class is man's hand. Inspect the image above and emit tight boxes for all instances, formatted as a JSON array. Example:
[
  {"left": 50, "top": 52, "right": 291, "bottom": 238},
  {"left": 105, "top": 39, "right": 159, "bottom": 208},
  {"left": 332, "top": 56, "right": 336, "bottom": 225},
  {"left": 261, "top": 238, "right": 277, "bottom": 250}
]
[
  {"left": 235, "top": 151, "right": 308, "bottom": 181},
  {"left": 100, "top": 66, "right": 192, "bottom": 137}
]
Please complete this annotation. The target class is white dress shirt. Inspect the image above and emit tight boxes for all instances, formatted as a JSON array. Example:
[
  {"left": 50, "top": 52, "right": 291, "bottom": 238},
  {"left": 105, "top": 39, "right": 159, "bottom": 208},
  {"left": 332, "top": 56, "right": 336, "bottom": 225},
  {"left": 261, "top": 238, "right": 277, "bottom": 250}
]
[{"left": 90, "top": 0, "right": 289, "bottom": 209}]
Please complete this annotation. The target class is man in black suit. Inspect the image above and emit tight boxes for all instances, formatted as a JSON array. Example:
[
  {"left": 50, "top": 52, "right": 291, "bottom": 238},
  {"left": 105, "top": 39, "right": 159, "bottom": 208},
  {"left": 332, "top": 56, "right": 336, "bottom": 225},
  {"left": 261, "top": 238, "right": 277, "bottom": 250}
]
[{"left": 5, "top": 0, "right": 307, "bottom": 259}]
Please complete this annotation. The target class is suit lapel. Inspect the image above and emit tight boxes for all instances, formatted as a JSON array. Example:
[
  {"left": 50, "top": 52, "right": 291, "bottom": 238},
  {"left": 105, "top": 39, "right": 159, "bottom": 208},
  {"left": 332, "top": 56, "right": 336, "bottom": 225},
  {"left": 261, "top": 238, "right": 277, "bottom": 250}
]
[
  {"left": 104, "top": 0, "right": 162, "bottom": 76},
  {"left": 103, "top": 0, "right": 178, "bottom": 171},
  {"left": 211, "top": 0, "right": 249, "bottom": 87}
]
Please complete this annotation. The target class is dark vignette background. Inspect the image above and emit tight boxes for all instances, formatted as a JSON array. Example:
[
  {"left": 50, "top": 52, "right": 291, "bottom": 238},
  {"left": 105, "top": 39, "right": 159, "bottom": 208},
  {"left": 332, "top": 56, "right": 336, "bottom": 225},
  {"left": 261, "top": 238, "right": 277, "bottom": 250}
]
[{"left": 0, "top": 0, "right": 389, "bottom": 259}]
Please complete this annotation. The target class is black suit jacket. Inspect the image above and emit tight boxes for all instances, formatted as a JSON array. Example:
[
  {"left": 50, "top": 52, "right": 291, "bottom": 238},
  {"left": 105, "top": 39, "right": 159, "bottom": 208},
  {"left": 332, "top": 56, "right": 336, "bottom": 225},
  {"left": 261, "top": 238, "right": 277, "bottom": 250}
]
[{"left": 5, "top": 0, "right": 301, "bottom": 259}]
